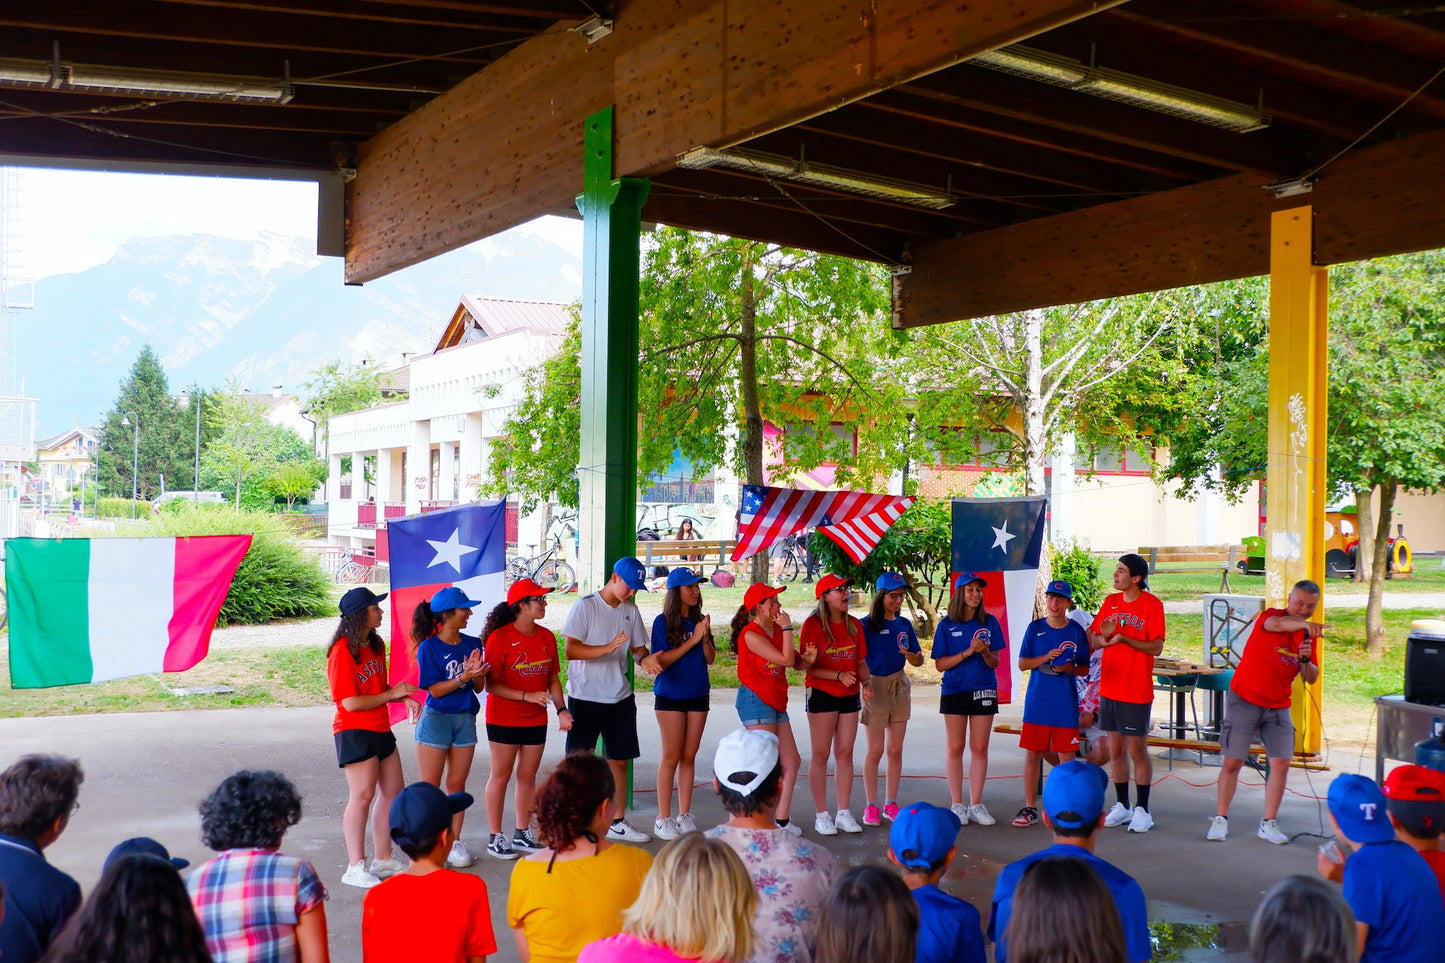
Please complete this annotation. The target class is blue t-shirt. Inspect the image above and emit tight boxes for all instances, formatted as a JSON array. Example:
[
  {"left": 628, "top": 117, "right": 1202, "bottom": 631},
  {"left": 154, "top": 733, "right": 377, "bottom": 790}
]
[
  {"left": 989, "top": 844, "right": 1151, "bottom": 963},
  {"left": 650, "top": 614, "right": 711, "bottom": 701},
  {"left": 417, "top": 633, "right": 482, "bottom": 714},
  {"left": 913, "top": 883, "right": 986, "bottom": 963},
  {"left": 0, "top": 832, "right": 82, "bottom": 963},
  {"left": 1343, "top": 840, "right": 1441, "bottom": 963},
  {"left": 862, "top": 615, "right": 922, "bottom": 677},
  {"left": 933, "top": 615, "right": 1006, "bottom": 695},
  {"left": 1019, "top": 618, "right": 1091, "bottom": 728}
]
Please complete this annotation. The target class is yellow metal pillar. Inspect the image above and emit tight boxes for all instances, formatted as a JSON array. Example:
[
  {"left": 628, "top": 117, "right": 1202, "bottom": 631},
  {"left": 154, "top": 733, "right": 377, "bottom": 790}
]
[{"left": 1266, "top": 206, "right": 1328, "bottom": 756}]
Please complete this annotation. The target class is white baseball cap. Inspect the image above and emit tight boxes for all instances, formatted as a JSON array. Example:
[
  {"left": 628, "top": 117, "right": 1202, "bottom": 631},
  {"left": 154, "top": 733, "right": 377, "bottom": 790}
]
[{"left": 714, "top": 729, "right": 780, "bottom": 795}]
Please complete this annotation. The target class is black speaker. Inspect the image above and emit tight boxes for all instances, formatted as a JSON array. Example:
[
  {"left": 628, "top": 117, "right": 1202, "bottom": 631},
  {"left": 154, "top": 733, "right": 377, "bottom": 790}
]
[{"left": 1405, "top": 627, "right": 1445, "bottom": 707}]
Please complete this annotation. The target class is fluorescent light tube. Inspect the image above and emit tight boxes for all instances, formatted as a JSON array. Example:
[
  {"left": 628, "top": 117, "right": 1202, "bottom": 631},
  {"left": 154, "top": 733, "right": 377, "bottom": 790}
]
[{"left": 678, "top": 147, "right": 955, "bottom": 209}]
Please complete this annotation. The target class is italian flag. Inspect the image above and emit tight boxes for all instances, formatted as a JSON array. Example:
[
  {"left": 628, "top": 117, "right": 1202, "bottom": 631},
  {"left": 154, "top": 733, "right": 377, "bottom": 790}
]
[{"left": 6, "top": 535, "right": 253, "bottom": 689}]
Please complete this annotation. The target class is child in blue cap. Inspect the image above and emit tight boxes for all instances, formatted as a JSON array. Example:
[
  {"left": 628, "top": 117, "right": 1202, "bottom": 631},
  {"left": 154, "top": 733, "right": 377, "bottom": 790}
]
[{"left": 887, "top": 801, "right": 985, "bottom": 963}]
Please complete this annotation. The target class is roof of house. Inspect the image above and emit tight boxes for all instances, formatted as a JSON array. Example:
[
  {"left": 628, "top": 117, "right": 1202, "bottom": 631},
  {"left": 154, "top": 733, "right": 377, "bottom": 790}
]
[
  {"left": 435, "top": 297, "right": 573, "bottom": 352},
  {"left": 36, "top": 427, "right": 99, "bottom": 452}
]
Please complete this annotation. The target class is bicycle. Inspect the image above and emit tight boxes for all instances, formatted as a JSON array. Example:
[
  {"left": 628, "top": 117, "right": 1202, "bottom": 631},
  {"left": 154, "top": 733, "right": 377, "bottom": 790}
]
[
  {"left": 775, "top": 533, "right": 805, "bottom": 582},
  {"left": 507, "top": 540, "right": 576, "bottom": 593}
]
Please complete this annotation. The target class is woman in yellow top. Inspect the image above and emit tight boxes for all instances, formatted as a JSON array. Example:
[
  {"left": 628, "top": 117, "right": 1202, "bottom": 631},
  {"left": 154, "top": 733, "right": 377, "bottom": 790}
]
[{"left": 507, "top": 752, "right": 653, "bottom": 963}]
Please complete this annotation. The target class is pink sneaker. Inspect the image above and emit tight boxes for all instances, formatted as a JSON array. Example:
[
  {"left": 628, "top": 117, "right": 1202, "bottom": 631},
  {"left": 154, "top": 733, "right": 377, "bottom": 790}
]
[
  {"left": 862, "top": 803, "right": 882, "bottom": 827},
  {"left": 882, "top": 802, "right": 900, "bottom": 822}
]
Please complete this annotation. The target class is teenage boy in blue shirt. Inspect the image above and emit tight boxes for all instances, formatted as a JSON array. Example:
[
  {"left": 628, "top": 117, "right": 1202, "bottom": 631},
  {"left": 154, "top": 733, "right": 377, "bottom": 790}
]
[
  {"left": 887, "top": 801, "right": 985, "bottom": 963},
  {"left": 1012, "top": 580, "right": 1090, "bottom": 828},
  {"left": 989, "top": 760, "right": 1151, "bottom": 963}
]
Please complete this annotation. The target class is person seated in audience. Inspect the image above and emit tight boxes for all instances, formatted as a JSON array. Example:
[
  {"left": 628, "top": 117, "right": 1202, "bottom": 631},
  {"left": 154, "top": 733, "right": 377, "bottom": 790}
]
[
  {"left": 187, "top": 770, "right": 330, "bottom": 963},
  {"left": 1249, "top": 875, "right": 1356, "bottom": 963},
  {"left": 1381, "top": 764, "right": 1445, "bottom": 902},
  {"left": 1004, "top": 856, "right": 1127, "bottom": 963},
  {"left": 886, "top": 802, "right": 984, "bottom": 963},
  {"left": 813, "top": 865, "right": 919, "bottom": 963},
  {"left": 0, "top": 754, "right": 84, "bottom": 963}
]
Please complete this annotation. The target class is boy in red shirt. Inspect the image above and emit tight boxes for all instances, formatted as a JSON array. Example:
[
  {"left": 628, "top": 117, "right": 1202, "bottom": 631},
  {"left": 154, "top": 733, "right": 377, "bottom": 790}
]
[
  {"left": 1088, "top": 554, "right": 1165, "bottom": 834},
  {"left": 362, "top": 782, "right": 496, "bottom": 962},
  {"left": 1383, "top": 764, "right": 1445, "bottom": 904},
  {"left": 1208, "top": 579, "right": 1323, "bottom": 844}
]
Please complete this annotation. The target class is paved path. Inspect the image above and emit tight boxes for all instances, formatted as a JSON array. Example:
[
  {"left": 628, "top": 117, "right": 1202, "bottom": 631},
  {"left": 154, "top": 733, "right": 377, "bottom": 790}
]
[{"left": 1162, "top": 591, "right": 1445, "bottom": 615}]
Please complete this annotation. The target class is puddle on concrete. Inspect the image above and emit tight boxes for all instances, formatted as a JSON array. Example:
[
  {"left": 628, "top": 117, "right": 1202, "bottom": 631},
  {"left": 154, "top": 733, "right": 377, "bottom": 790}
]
[{"left": 1150, "top": 921, "right": 1250, "bottom": 961}]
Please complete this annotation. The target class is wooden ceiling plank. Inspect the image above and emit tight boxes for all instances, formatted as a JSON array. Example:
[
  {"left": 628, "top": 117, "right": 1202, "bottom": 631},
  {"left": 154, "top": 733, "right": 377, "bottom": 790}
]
[
  {"left": 151, "top": 0, "right": 560, "bottom": 33},
  {"left": 895, "top": 126, "right": 1445, "bottom": 325},
  {"left": 355, "top": 0, "right": 588, "bottom": 19}
]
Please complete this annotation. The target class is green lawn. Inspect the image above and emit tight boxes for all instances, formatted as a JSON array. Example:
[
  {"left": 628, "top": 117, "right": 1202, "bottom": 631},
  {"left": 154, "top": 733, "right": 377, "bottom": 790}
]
[{"left": 1146, "top": 561, "right": 1445, "bottom": 601}]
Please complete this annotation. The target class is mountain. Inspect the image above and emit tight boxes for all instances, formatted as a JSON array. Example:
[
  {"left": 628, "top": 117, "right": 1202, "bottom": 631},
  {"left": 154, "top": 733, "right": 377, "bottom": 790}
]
[{"left": 19, "top": 231, "right": 582, "bottom": 434}]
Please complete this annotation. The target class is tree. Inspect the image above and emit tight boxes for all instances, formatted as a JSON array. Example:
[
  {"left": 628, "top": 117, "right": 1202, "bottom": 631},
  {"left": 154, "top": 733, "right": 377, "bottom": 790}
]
[
  {"left": 304, "top": 360, "right": 384, "bottom": 449},
  {"left": 488, "top": 228, "right": 909, "bottom": 580},
  {"left": 1160, "top": 254, "right": 1445, "bottom": 654},
  {"left": 97, "top": 346, "right": 198, "bottom": 502},
  {"left": 201, "top": 387, "right": 324, "bottom": 510},
  {"left": 264, "top": 461, "right": 328, "bottom": 510}
]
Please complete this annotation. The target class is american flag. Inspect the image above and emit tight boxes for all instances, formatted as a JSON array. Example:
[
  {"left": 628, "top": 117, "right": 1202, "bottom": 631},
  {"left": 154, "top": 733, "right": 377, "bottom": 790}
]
[{"left": 732, "top": 485, "right": 915, "bottom": 563}]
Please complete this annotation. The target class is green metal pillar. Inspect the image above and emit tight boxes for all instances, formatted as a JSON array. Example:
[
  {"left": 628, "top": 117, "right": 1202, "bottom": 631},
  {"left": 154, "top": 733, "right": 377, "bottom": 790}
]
[{"left": 576, "top": 106, "right": 649, "bottom": 587}]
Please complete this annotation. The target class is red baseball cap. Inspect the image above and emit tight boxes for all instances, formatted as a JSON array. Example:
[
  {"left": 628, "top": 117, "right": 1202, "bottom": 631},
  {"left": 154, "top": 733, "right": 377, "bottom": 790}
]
[
  {"left": 507, "top": 578, "right": 553, "bottom": 607},
  {"left": 743, "top": 583, "right": 786, "bottom": 610},
  {"left": 1383, "top": 764, "right": 1445, "bottom": 802},
  {"left": 814, "top": 573, "right": 853, "bottom": 599}
]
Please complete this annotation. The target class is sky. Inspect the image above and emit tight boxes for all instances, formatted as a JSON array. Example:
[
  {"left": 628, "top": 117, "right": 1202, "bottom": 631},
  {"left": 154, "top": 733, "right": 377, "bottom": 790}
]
[{"left": 6, "top": 166, "right": 583, "bottom": 282}]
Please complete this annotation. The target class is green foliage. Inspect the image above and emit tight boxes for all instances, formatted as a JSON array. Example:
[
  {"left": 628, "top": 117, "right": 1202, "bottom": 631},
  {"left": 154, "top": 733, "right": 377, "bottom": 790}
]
[
  {"left": 486, "top": 314, "right": 582, "bottom": 512},
  {"left": 1049, "top": 540, "right": 1104, "bottom": 612},
  {"left": 262, "top": 461, "right": 327, "bottom": 511},
  {"left": 96, "top": 349, "right": 217, "bottom": 501},
  {"left": 201, "top": 388, "right": 323, "bottom": 510},
  {"left": 123, "top": 511, "right": 332, "bottom": 624},
  {"left": 95, "top": 496, "right": 150, "bottom": 518},
  {"left": 304, "top": 361, "right": 384, "bottom": 435}
]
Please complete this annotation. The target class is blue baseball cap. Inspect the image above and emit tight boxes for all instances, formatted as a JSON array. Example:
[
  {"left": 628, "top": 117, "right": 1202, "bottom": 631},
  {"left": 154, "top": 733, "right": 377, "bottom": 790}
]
[
  {"left": 890, "top": 801, "right": 961, "bottom": 868},
  {"left": 1045, "top": 579, "right": 1074, "bottom": 600},
  {"left": 666, "top": 568, "right": 707, "bottom": 590},
  {"left": 1043, "top": 760, "right": 1108, "bottom": 829},
  {"left": 613, "top": 557, "right": 648, "bottom": 590},
  {"left": 430, "top": 586, "right": 481, "bottom": 612},
  {"left": 390, "top": 782, "right": 473, "bottom": 847},
  {"left": 1328, "top": 773, "right": 1394, "bottom": 844},
  {"left": 104, "top": 836, "right": 189, "bottom": 872},
  {"left": 953, "top": 572, "right": 988, "bottom": 590},
  {"left": 876, "top": 572, "right": 907, "bottom": 592}
]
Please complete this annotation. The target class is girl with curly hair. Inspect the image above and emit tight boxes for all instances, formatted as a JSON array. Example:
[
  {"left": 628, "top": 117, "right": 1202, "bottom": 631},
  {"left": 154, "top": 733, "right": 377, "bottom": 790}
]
[
  {"left": 186, "top": 770, "right": 329, "bottom": 963},
  {"left": 647, "top": 568, "right": 715, "bottom": 840},
  {"left": 506, "top": 752, "right": 653, "bottom": 963},
  {"left": 326, "top": 587, "right": 417, "bottom": 888},
  {"left": 410, "top": 585, "right": 487, "bottom": 869},
  {"left": 40, "top": 854, "right": 213, "bottom": 963}
]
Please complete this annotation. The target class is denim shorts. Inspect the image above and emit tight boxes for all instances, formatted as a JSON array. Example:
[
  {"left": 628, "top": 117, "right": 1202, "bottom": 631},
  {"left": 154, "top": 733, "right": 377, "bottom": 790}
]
[
  {"left": 736, "top": 686, "right": 788, "bottom": 726},
  {"left": 414, "top": 705, "right": 479, "bottom": 749}
]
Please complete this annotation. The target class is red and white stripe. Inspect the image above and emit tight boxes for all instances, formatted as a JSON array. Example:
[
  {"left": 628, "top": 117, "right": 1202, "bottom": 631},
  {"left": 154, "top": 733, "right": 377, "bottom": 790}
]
[
  {"left": 732, "top": 486, "right": 914, "bottom": 561},
  {"left": 818, "top": 497, "right": 916, "bottom": 563}
]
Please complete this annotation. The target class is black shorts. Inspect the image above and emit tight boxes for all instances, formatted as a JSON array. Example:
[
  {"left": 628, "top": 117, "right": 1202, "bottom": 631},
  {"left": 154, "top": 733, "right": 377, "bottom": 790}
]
[
  {"left": 486, "top": 723, "right": 549, "bottom": 746},
  {"left": 1099, "top": 697, "right": 1151, "bottom": 736},
  {"left": 940, "top": 689, "right": 999, "bottom": 716},
  {"left": 564, "top": 695, "right": 641, "bottom": 760},
  {"left": 655, "top": 694, "right": 711, "bottom": 713},
  {"left": 805, "top": 688, "right": 862, "bottom": 714},
  {"left": 334, "top": 729, "right": 397, "bottom": 768}
]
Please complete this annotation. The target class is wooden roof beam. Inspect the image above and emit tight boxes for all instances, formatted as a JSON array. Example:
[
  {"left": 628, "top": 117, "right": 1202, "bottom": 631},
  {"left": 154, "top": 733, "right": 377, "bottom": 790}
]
[
  {"left": 345, "top": 0, "right": 1128, "bottom": 282},
  {"left": 894, "top": 127, "right": 1445, "bottom": 325}
]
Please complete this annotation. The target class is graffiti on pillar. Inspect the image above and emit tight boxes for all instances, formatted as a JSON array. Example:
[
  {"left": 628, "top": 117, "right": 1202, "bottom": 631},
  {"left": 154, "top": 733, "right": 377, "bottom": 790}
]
[
  {"left": 414, "top": 476, "right": 428, "bottom": 491},
  {"left": 465, "top": 473, "right": 482, "bottom": 488},
  {"left": 1287, "top": 391, "right": 1308, "bottom": 480}
]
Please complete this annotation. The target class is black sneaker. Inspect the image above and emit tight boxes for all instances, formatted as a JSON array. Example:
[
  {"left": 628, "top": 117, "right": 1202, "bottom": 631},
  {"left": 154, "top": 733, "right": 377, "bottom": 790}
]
[
  {"left": 512, "top": 828, "right": 543, "bottom": 852},
  {"left": 487, "top": 833, "right": 519, "bottom": 860}
]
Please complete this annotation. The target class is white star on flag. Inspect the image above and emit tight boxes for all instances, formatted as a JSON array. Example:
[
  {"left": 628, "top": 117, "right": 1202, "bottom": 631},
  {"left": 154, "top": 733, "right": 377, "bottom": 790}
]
[
  {"left": 991, "top": 521, "right": 1017, "bottom": 552},
  {"left": 427, "top": 528, "right": 479, "bottom": 572}
]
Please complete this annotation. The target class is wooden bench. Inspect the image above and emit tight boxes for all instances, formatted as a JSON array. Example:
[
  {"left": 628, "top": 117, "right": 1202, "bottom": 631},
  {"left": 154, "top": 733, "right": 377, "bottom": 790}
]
[
  {"left": 635, "top": 538, "right": 734, "bottom": 571},
  {"left": 992, "top": 724, "right": 1329, "bottom": 772},
  {"left": 1139, "top": 544, "right": 1243, "bottom": 591}
]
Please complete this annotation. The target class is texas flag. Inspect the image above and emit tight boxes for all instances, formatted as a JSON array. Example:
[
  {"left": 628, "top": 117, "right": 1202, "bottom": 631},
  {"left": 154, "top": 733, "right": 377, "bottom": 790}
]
[
  {"left": 386, "top": 501, "right": 507, "bottom": 723},
  {"left": 950, "top": 496, "right": 1048, "bottom": 704}
]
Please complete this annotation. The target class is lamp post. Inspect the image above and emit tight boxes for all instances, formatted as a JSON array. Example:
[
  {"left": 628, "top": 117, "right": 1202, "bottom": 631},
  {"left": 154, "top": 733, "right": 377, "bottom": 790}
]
[{"left": 121, "top": 413, "right": 139, "bottom": 519}]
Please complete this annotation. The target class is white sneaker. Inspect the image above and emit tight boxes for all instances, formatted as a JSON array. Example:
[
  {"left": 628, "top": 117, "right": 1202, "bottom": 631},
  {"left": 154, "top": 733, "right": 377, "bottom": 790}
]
[
  {"left": 1103, "top": 802, "right": 1132, "bottom": 828},
  {"left": 369, "top": 856, "right": 405, "bottom": 878},
  {"left": 341, "top": 860, "right": 381, "bottom": 889},
  {"left": 446, "top": 839, "right": 473, "bottom": 868},
  {"left": 950, "top": 802, "right": 970, "bottom": 826},
  {"left": 654, "top": 816, "right": 680, "bottom": 840},
  {"left": 967, "top": 804, "right": 996, "bottom": 827},
  {"left": 676, "top": 813, "right": 698, "bottom": 834},
  {"left": 779, "top": 819, "right": 803, "bottom": 837},
  {"left": 1206, "top": 815, "right": 1229, "bottom": 841},
  {"left": 607, "top": 818, "right": 651, "bottom": 843},
  {"left": 1257, "top": 819, "right": 1289, "bottom": 845},
  {"left": 814, "top": 811, "right": 838, "bottom": 835},
  {"left": 834, "top": 809, "right": 863, "bottom": 834},
  {"left": 1126, "top": 807, "right": 1154, "bottom": 833}
]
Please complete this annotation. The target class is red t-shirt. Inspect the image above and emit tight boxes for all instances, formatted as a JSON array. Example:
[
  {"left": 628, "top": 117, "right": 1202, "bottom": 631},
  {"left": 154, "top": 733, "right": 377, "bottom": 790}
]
[
  {"left": 1230, "top": 608, "right": 1310, "bottom": 709},
  {"left": 800, "top": 615, "right": 867, "bottom": 697},
  {"left": 362, "top": 869, "right": 497, "bottom": 963},
  {"left": 328, "top": 640, "right": 391, "bottom": 734},
  {"left": 1421, "top": 850, "right": 1445, "bottom": 908},
  {"left": 737, "top": 621, "right": 790, "bottom": 712},
  {"left": 483, "top": 622, "right": 561, "bottom": 727},
  {"left": 1090, "top": 591, "right": 1166, "bottom": 705}
]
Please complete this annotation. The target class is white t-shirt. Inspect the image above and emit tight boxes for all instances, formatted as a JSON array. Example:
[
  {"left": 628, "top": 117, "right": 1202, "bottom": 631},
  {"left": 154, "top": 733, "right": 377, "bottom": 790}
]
[{"left": 561, "top": 592, "right": 643, "bottom": 704}]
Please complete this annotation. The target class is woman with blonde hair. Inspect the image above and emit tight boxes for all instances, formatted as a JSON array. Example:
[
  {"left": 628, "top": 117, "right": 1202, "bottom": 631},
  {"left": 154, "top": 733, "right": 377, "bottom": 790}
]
[
  {"left": 799, "top": 573, "right": 872, "bottom": 836},
  {"left": 578, "top": 834, "right": 756, "bottom": 963}
]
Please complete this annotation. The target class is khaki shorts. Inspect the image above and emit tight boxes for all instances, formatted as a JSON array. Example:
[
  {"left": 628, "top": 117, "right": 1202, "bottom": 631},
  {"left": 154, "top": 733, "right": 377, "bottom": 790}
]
[{"left": 862, "top": 670, "right": 911, "bottom": 726}]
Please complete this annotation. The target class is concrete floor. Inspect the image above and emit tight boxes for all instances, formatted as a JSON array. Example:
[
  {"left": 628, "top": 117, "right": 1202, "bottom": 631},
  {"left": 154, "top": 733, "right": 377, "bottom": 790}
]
[{"left": 2, "top": 688, "right": 1352, "bottom": 962}]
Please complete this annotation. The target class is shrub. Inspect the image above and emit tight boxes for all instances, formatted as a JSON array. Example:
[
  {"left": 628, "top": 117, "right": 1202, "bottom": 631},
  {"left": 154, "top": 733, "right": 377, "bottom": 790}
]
[
  {"left": 96, "top": 496, "right": 151, "bottom": 518},
  {"left": 1050, "top": 539, "right": 1105, "bottom": 613},
  {"left": 115, "top": 511, "right": 332, "bottom": 625}
]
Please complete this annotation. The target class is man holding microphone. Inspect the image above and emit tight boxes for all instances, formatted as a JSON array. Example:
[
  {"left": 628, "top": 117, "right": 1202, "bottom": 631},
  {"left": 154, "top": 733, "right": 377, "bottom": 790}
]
[{"left": 1207, "top": 579, "right": 1325, "bottom": 844}]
